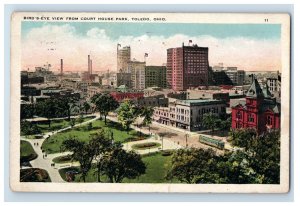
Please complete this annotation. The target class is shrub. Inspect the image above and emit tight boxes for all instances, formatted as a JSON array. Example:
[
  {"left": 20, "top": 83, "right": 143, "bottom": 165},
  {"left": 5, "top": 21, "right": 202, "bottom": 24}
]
[
  {"left": 132, "top": 142, "right": 161, "bottom": 150},
  {"left": 161, "top": 150, "right": 173, "bottom": 156}
]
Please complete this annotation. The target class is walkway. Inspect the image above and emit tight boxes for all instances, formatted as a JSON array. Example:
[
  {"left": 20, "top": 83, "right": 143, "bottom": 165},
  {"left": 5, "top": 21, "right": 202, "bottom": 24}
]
[
  {"left": 107, "top": 113, "right": 226, "bottom": 154},
  {"left": 21, "top": 113, "right": 100, "bottom": 182}
]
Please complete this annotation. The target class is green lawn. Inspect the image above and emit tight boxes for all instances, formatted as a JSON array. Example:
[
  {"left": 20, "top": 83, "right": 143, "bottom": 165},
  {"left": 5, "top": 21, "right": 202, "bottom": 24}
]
[
  {"left": 42, "top": 119, "right": 149, "bottom": 154},
  {"left": 20, "top": 140, "right": 37, "bottom": 163},
  {"left": 21, "top": 116, "right": 95, "bottom": 136},
  {"left": 36, "top": 116, "right": 95, "bottom": 134},
  {"left": 58, "top": 151, "right": 177, "bottom": 183}
]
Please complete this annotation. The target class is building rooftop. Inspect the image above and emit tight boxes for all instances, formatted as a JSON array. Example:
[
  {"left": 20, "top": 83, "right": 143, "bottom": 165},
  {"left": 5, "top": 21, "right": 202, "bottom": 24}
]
[
  {"left": 246, "top": 78, "right": 264, "bottom": 98},
  {"left": 175, "top": 99, "right": 225, "bottom": 106}
]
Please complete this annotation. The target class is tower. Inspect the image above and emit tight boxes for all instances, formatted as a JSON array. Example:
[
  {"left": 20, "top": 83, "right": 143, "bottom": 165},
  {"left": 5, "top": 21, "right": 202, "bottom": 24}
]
[
  {"left": 60, "top": 59, "right": 63, "bottom": 81},
  {"left": 117, "top": 45, "right": 131, "bottom": 73},
  {"left": 167, "top": 42, "right": 209, "bottom": 91}
]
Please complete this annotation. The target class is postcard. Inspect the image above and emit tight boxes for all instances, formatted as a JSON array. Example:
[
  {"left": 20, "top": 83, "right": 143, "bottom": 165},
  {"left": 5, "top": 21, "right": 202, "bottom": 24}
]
[{"left": 10, "top": 12, "right": 290, "bottom": 193}]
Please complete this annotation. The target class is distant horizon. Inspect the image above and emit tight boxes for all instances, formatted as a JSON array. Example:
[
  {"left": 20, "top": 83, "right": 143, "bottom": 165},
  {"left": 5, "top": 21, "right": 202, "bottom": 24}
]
[{"left": 21, "top": 22, "right": 282, "bottom": 72}]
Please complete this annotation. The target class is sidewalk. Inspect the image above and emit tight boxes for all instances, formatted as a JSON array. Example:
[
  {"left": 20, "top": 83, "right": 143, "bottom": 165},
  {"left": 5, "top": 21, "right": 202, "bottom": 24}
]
[{"left": 21, "top": 113, "right": 100, "bottom": 182}]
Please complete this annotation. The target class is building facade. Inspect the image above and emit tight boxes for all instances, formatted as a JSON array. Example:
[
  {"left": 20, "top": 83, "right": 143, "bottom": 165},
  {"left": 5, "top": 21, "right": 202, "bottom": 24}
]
[
  {"left": 224, "top": 67, "right": 245, "bottom": 86},
  {"left": 101, "top": 72, "right": 117, "bottom": 87},
  {"left": 266, "top": 71, "right": 281, "bottom": 98},
  {"left": 128, "top": 61, "right": 146, "bottom": 90},
  {"left": 145, "top": 66, "right": 167, "bottom": 88},
  {"left": 231, "top": 77, "right": 280, "bottom": 134},
  {"left": 167, "top": 43, "right": 209, "bottom": 91},
  {"left": 116, "top": 73, "right": 132, "bottom": 88},
  {"left": 153, "top": 99, "right": 226, "bottom": 131},
  {"left": 117, "top": 46, "right": 131, "bottom": 73},
  {"left": 136, "top": 94, "right": 168, "bottom": 108},
  {"left": 110, "top": 91, "right": 144, "bottom": 102},
  {"left": 186, "top": 89, "right": 230, "bottom": 105}
]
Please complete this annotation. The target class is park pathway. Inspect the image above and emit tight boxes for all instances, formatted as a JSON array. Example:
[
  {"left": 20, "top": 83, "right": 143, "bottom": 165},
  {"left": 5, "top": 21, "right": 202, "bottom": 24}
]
[{"left": 21, "top": 113, "right": 100, "bottom": 182}]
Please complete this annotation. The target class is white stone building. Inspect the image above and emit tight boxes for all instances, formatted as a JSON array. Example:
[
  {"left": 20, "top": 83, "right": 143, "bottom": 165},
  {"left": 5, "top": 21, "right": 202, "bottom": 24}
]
[
  {"left": 153, "top": 99, "right": 226, "bottom": 131},
  {"left": 128, "top": 60, "right": 146, "bottom": 90}
]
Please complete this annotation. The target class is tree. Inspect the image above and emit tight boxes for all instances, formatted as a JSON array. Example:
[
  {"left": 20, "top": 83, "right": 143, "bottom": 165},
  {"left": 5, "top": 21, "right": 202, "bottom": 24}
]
[
  {"left": 91, "top": 93, "right": 119, "bottom": 125},
  {"left": 228, "top": 128, "right": 257, "bottom": 149},
  {"left": 86, "top": 122, "right": 93, "bottom": 131},
  {"left": 21, "top": 120, "right": 41, "bottom": 135},
  {"left": 89, "top": 130, "right": 113, "bottom": 182},
  {"left": 101, "top": 147, "right": 146, "bottom": 183},
  {"left": 117, "top": 100, "right": 137, "bottom": 133},
  {"left": 140, "top": 106, "right": 154, "bottom": 132},
  {"left": 215, "top": 150, "right": 261, "bottom": 184},
  {"left": 20, "top": 103, "right": 35, "bottom": 119},
  {"left": 83, "top": 102, "right": 91, "bottom": 115},
  {"left": 35, "top": 99, "right": 56, "bottom": 127},
  {"left": 69, "top": 118, "right": 76, "bottom": 128},
  {"left": 62, "top": 138, "right": 95, "bottom": 182},
  {"left": 166, "top": 148, "right": 216, "bottom": 184},
  {"left": 202, "top": 112, "right": 219, "bottom": 135},
  {"left": 218, "top": 117, "right": 232, "bottom": 135},
  {"left": 78, "top": 115, "right": 84, "bottom": 123},
  {"left": 227, "top": 129, "right": 280, "bottom": 184},
  {"left": 247, "top": 130, "right": 280, "bottom": 184}
]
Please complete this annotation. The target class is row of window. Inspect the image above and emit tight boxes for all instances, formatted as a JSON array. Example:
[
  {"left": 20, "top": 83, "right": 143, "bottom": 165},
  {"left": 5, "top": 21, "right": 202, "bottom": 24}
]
[{"left": 236, "top": 111, "right": 274, "bottom": 124}]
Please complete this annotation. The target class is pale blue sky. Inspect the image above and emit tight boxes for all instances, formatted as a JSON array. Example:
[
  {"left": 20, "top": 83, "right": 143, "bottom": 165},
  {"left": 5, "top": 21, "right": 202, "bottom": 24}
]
[{"left": 22, "top": 22, "right": 281, "bottom": 40}]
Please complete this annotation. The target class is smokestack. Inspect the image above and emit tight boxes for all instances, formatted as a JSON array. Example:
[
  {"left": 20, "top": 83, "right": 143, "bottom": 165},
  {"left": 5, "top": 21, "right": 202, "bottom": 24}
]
[
  {"left": 60, "top": 59, "right": 63, "bottom": 77},
  {"left": 90, "top": 59, "right": 92, "bottom": 75},
  {"left": 88, "top": 55, "right": 90, "bottom": 75}
]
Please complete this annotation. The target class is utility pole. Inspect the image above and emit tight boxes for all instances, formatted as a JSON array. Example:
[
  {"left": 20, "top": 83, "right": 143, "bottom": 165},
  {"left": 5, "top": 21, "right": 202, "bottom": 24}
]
[
  {"left": 185, "top": 133, "right": 189, "bottom": 148},
  {"left": 161, "top": 135, "right": 164, "bottom": 151}
]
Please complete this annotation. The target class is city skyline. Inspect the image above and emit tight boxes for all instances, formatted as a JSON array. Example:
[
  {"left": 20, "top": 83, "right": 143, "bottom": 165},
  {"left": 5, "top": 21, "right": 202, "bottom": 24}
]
[{"left": 22, "top": 22, "right": 281, "bottom": 72}]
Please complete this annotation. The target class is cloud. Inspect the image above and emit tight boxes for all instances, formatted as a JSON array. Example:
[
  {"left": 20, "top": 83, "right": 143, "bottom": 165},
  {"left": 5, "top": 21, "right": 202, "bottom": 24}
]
[{"left": 22, "top": 24, "right": 281, "bottom": 72}]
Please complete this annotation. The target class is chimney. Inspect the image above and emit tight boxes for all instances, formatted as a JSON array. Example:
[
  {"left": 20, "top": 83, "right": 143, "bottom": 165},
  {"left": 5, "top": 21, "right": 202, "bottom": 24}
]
[
  {"left": 60, "top": 59, "right": 63, "bottom": 77},
  {"left": 90, "top": 59, "right": 92, "bottom": 75},
  {"left": 88, "top": 55, "right": 90, "bottom": 75}
]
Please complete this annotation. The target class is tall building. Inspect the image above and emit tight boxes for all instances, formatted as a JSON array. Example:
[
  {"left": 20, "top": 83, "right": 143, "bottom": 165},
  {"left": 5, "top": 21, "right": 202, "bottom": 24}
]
[
  {"left": 117, "top": 46, "right": 131, "bottom": 73},
  {"left": 237, "top": 70, "right": 246, "bottom": 86},
  {"left": 224, "top": 67, "right": 245, "bottom": 86},
  {"left": 101, "top": 72, "right": 117, "bottom": 87},
  {"left": 266, "top": 71, "right": 281, "bottom": 96},
  {"left": 145, "top": 66, "right": 167, "bottom": 88},
  {"left": 128, "top": 60, "right": 145, "bottom": 90},
  {"left": 231, "top": 76, "right": 280, "bottom": 134},
  {"left": 116, "top": 73, "right": 132, "bottom": 88},
  {"left": 167, "top": 43, "right": 209, "bottom": 91}
]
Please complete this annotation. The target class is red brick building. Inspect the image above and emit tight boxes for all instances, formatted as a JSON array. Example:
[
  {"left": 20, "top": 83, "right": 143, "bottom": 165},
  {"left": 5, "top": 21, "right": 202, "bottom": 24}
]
[
  {"left": 167, "top": 43, "right": 209, "bottom": 91},
  {"left": 231, "top": 77, "right": 280, "bottom": 134},
  {"left": 110, "top": 91, "right": 143, "bottom": 102}
]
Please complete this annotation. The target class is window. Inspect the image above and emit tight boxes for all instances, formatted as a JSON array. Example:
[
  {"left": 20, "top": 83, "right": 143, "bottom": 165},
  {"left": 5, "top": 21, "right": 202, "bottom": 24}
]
[
  {"left": 236, "top": 111, "right": 242, "bottom": 119},
  {"left": 248, "top": 114, "right": 254, "bottom": 122},
  {"left": 267, "top": 115, "right": 273, "bottom": 125}
]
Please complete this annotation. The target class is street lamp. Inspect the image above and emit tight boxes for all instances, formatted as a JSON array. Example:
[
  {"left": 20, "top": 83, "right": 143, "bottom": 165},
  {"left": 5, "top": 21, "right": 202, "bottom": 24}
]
[
  {"left": 161, "top": 135, "right": 164, "bottom": 151},
  {"left": 185, "top": 133, "right": 189, "bottom": 148}
]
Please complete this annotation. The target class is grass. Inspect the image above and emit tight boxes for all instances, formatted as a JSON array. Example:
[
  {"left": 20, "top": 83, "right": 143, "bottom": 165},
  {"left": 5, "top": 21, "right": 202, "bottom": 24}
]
[
  {"left": 42, "top": 119, "right": 149, "bottom": 154},
  {"left": 20, "top": 168, "right": 51, "bottom": 182},
  {"left": 132, "top": 142, "right": 161, "bottom": 150},
  {"left": 21, "top": 116, "right": 95, "bottom": 136},
  {"left": 58, "top": 151, "right": 177, "bottom": 183},
  {"left": 36, "top": 116, "right": 95, "bottom": 134},
  {"left": 20, "top": 140, "right": 37, "bottom": 163}
]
